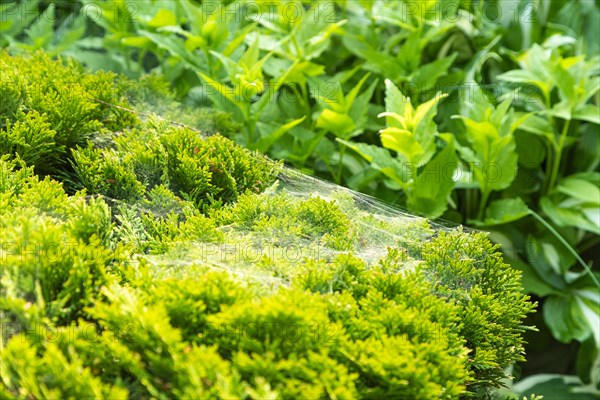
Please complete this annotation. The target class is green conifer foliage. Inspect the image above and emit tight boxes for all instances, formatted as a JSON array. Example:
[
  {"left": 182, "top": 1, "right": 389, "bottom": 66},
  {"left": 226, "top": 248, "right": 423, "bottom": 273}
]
[
  {"left": 1, "top": 53, "right": 536, "bottom": 399},
  {"left": 0, "top": 51, "right": 137, "bottom": 178}
]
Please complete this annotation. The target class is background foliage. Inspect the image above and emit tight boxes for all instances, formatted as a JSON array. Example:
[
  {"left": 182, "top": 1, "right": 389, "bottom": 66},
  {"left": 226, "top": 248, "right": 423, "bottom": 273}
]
[{"left": 1, "top": 0, "right": 599, "bottom": 397}]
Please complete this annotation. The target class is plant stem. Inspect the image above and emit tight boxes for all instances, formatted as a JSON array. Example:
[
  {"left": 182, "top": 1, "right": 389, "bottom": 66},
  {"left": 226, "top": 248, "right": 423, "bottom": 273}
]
[
  {"left": 125, "top": 47, "right": 132, "bottom": 72},
  {"left": 547, "top": 118, "right": 570, "bottom": 193},
  {"left": 545, "top": 94, "right": 554, "bottom": 128},
  {"left": 530, "top": 210, "right": 600, "bottom": 290},
  {"left": 337, "top": 145, "right": 346, "bottom": 184},
  {"left": 291, "top": 35, "right": 302, "bottom": 59},
  {"left": 204, "top": 49, "right": 213, "bottom": 76},
  {"left": 137, "top": 49, "right": 146, "bottom": 74},
  {"left": 300, "top": 83, "right": 312, "bottom": 123},
  {"left": 300, "top": 129, "right": 328, "bottom": 166},
  {"left": 477, "top": 188, "right": 490, "bottom": 221},
  {"left": 245, "top": 104, "right": 254, "bottom": 145},
  {"left": 467, "top": 188, "right": 476, "bottom": 222},
  {"left": 542, "top": 138, "right": 554, "bottom": 194},
  {"left": 291, "top": 85, "right": 311, "bottom": 125}
]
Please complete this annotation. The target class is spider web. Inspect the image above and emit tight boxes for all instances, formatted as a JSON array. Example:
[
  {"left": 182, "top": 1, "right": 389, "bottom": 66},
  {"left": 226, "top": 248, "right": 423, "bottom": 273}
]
[{"left": 102, "top": 90, "right": 472, "bottom": 290}]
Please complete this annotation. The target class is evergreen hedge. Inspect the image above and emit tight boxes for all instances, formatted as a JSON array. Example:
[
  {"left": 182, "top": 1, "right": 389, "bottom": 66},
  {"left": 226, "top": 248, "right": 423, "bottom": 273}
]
[{"left": 0, "top": 52, "right": 536, "bottom": 399}]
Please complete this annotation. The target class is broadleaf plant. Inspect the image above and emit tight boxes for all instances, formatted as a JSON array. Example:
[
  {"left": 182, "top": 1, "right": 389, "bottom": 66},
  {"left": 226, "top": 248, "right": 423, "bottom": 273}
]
[
  {"left": 453, "top": 86, "right": 531, "bottom": 220},
  {"left": 340, "top": 80, "right": 456, "bottom": 218}
]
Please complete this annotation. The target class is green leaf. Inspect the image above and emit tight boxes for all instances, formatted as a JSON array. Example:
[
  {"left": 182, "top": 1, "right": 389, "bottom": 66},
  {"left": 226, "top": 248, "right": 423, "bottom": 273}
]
[
  {"left": 478, "top": 198, "right": 530, "bottom": 226},
  {"left": 526, "top": 235, "right": 570, "bottom": 287},
  {"left": 407, "top": 134, "right": 457, "bottom": 218},
  {"left": 344, "top": 73, "right": 372, "bottom": 112},
  {"left": 0, "top": 19, "right": 13, "bottom": 34},
  {"left": 517, "top": 114, "right": 554, "bottom": 137},
  {"left": 25, "top": 3, "right": 55, "bottom": 49},
  {"left": 576, "top": 336, "right": 599, "bottom": 385},
  {"left": 463, "top": 35, "right": 502, "bottom": 82},
  {"left": 378, "top": 81, "right": 444, "bottom": 167},
  {"left": 50, "top": 11, "right": 85, "bottom": 49},
  {"left": 518, "top": 261, "right": 561, "bottom": 297},
  {"left": 184, "top": 34, "right": 207, "bottom": 51},
  {"left": 582, "top": 76, "right": 600, "bottom": 106},
  {"left": 253, "top": 117, "right": 306, "bottom": 153},
  {"left": 575, "top": 290, "right": 600, "bottom": 347},
  {"left": 0, "top": 1, "right": 39, "bottom": 37},
  {"left": 543, "top": 34, "right": 577, "bottom": 49},
  {"left": 240, "top": 37, "right": 260, "bottom": 68},
  {"left": 459, "top": 119, "right": 496, "bottom": 154},
  {"left": 139, "top": 30, "right": 204, "bottom": 69},
  {"left": 337, "top": 140, "right": 411, "bottom": 186},
  {"left": 278, "top": 60, "right": 325, "bottom": 86},
  {"left": 379, "top": 127, "right": 423, "bottom": 163},
  {"left": 497, "top": 69, "right": 550, "bottom": 97},
  {"left": 222, "top": 23, "right": 257, "bottom": 57},
  {"left": 304, "top": 19, "right": 347, "bottom": 60},
  {"left": 541, "top": 174, "right": 600, "bottom": 234},
  {"left": 316, "top": 109, "right": 355, "bottom": 138},
  {"left": 545, "top": 295, "right": 592, "bottom": 344},
  {"left": 546, "top": 99, "right": 573, "bottom": 120},
  {"left": 515, "top": 131, "right": 547, "bottom": 167},
  {"left": 348, "top": 79, "right": 379, "bottom": 134},
  {"left": 197, "top": 72, "right": 247, "bottom": 117},
  {"left": 121, "top": 36, "right": 153, "bottom": 49},
  {"left": 340, "top": 35, "right": 406, "bottom": 82},
  {"left": 556, "top": 177, "right": 600, "bottom": 204},
  {"left": 573, "top": 104, "right": 600, "bottom": 124},
  {"left": 383, "top": 79, "right": 411, "bottom": 125},
  {"left": 412, "top": 94, "right": 446, "bottom": 164},
  {"left": 208, "top": 50, "right": 241, "bottom": 81},
  {"left": 542, "top": 277, "right": 600, "bottom": 355},
  {"left": 146, "top": 9, "right": 177, "bottom": 29},
  {"left": 396, "top": 31, "right": 421, "bottom": 73},
  {"left": 410, "top": 54, "right": 457, "bottom": 92},
  {"left": 551, "top": 58, "right": 578, "bottom": 107},
  {"left": 540, "top": 197, "right": 600, "bottom": 235},
  {"left": 514, "top": 374, "right": 600, "bottom": 399},
  {"left": 456, "top": 106, "right": 519, "bottom": 193}
]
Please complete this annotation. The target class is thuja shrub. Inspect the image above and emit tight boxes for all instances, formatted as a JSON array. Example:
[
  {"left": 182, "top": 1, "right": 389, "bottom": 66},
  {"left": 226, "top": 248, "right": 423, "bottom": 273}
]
[
  {"left": 0, "top": 158, "right": 113, "bottom": 326},
  {"left": 1, "top": 52, "right": 536, "bottom": 399},
  {"left": 420, "top": 231, "right": 537, "bottom": 394},
  {"left": 211, "top": 191, "right": 356, "bottom": 250},
  {"left": 0, "top": 50, "right": 137, "bottom": 177},
  {"left": 1, "top": 159, "right": 536, "bottom": 398},
  {"left": 71, "top": 118, "right": 280, "bottom": 208},
  {"left": 0, "top": 51, "right": 269, "bottom": 195}
]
